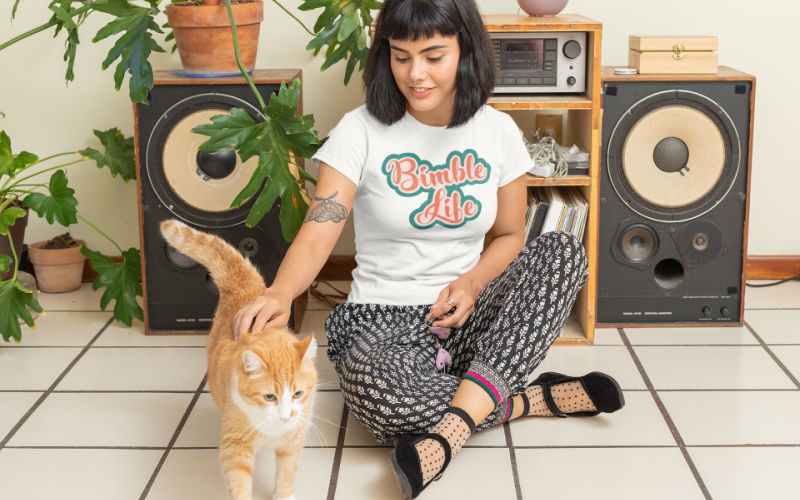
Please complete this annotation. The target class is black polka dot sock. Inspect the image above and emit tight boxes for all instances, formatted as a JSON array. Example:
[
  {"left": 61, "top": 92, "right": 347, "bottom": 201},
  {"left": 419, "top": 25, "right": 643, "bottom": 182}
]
[
  {"left": 524, "top": 380, "right": 597, "bottom": 416},
  {"left": 413, "top": 407, "right": 475, "bottom": 485}
]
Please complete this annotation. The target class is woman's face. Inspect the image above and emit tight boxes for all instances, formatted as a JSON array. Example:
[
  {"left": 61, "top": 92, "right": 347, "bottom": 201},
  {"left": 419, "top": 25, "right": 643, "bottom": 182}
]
[{"left": 388, "top": 33, "right": 460, "bottom": 127}]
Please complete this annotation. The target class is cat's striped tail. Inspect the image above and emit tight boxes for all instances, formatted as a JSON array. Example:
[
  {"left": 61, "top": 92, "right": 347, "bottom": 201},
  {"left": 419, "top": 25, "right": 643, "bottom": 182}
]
[{"left": 159, "top": 219, "right": 266, "bottom": 296}]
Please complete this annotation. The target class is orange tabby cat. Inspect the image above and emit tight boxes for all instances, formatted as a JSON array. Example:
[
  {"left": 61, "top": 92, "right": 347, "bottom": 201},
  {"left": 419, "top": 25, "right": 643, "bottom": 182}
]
[{"left": 160, "top": 219, "right": 317, "bottom": 500}]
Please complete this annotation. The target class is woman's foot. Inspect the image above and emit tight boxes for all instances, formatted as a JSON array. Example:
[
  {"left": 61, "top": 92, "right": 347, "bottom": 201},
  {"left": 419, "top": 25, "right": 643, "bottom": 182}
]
[
  {"left": 522, "top": 371, "right": 625, "bottom": 418},
  {"left": 390, "top": 407, "right": 475, "bottom": 499}
]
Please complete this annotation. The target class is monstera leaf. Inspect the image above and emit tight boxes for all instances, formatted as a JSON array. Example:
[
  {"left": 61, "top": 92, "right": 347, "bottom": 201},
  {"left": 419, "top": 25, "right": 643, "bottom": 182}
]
[
  {"left": 22, "top": 170, "right": 78, "bottom": 226},
  {"left": 79, "top": 127, "right": 136, "bottom": 180},
  {"left": 192, "top": 78, "right": 322, "bottom": 242},
  {"left": 0, "top": 280, "right": 43, "bottom": 344},
  {"left": 81, "top": 246, "right": 143, "bottom": 326}
]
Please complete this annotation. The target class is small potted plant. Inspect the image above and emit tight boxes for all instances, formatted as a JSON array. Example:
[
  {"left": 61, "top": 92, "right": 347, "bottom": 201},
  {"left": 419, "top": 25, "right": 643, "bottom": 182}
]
[
  {"left": 26, "top": 232, "right": 86, "bottom": 293},
  {"left": 0, "top": 128, "right": 141, "bottom": 343}
]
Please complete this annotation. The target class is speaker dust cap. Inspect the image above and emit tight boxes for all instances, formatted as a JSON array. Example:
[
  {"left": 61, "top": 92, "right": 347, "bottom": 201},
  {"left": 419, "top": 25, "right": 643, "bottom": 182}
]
[
  {"left": 607, "top": 90, "right": 741, "bottom": 223},
  {"left": 146, "top": 93, "right": 266, "bottom": 228}
]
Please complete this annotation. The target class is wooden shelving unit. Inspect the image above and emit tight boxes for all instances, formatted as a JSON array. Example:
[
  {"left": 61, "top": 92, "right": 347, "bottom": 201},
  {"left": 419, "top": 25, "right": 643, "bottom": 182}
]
[{"left": 484, "top": 14, "right": 602, "bottom": 345}]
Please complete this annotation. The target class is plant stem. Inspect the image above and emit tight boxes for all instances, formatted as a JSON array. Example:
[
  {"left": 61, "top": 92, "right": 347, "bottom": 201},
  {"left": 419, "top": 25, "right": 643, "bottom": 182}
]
[
  {"left": 6, "top": 229, "right": 18, "bottom": 282},
  {"left": 224, "top": 0, "right": 266, "bottom": 111},
  {"left": 271, "top": 0, "right": 314, "bottom": 36},
  {"left": 78, "top": 214, "right": 123, "bottom": 255},
  {"left": 6, "top": 159, "right": 84, "bottom": 191},
  {"left": 37, "top": 151, "right": 78, "bottom": 163},
  {"left": 0, "top": 4, "right": 93, "bottom": 51}
]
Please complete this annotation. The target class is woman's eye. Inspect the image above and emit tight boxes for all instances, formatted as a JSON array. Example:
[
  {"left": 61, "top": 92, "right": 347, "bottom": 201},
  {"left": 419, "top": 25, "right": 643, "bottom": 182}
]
[
  {"left": 293, "top": 391, "right": 304, "bottom": 398},
  {"left": 264, "top": 394, "right": 276, "bottom": 401},
  {"left": 428, "top": 57, "right": 442, "bottom": 62},
  {"left": 394, "top": 56, "right": 409, "bottom": 63}
]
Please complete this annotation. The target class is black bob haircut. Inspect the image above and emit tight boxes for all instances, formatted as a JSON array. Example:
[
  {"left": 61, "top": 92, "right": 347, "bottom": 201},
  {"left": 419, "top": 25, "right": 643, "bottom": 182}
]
[{"left": 364, "top": 0, "right": 495, "bottom": 128}]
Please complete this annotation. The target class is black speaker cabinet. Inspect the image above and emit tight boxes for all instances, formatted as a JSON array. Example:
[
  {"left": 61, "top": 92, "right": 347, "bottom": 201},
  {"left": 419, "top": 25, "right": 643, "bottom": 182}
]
[
  {"left": 134, "top": 70, "right": 306, "bottom": 334},
  {"left": 597, "top": 67, "right": 754, "bottom": 326}
]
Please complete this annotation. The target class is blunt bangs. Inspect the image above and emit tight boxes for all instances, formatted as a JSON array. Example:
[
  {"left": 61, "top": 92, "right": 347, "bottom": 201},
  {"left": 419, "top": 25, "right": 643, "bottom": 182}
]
[{"left": 376, "top": 0, "right": 460, "bottom": 41}]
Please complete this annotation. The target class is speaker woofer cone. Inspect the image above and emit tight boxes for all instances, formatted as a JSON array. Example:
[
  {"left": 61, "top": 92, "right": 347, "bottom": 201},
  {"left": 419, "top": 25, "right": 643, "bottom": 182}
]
[{"left": 619, "top": 224, "right": 658, "bottom": 262}]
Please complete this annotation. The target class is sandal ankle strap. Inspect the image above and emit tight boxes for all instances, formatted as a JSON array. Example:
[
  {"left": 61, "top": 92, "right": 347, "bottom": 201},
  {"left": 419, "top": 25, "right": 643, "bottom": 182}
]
[{"left": 538, "top": 381, "right": 567, "bottom": 418}]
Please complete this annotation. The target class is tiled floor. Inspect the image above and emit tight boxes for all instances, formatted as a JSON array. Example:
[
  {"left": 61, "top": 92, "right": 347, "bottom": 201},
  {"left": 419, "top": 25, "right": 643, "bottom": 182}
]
[{"left": 1, "top": 278, "right": 799, "bottom": 500}]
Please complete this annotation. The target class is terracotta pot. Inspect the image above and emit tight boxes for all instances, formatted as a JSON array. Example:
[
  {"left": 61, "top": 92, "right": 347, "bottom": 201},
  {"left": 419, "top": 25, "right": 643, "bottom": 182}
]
[
  {"left": 0, "top": 205, "right": 29, "bottom": 281},
  {"left": 517, "top": 0, "right": 569, "bottom": 16},
  {"left": 27, "top": 239, "right": 86, "bottom": 293},
  {"left": 166, "top": 1, "right": 264, "bottom": 76}
]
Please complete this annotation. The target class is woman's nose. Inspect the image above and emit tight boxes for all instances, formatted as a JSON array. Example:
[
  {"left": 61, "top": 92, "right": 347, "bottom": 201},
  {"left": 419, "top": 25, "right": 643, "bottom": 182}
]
[{"left": 410, "top": 59, "right": 427, "bottom": 83}]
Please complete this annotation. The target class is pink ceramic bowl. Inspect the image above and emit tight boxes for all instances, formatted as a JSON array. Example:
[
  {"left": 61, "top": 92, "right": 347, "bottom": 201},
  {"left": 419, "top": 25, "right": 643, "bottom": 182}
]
[{"left": 518, "top": 0, "right": 569, "bottom": 16}]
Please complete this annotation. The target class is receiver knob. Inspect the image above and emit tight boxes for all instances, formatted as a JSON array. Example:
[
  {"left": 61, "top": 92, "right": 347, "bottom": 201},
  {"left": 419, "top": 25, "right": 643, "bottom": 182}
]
[
  {"left": 701, "top": 306, "right": 712, "bottom": 317},
  {"left": 567, "top": 76, "right": 577, "bottom": 86},
  {"left": 563, "top": 40, "right": 582, "bottom": 59}
]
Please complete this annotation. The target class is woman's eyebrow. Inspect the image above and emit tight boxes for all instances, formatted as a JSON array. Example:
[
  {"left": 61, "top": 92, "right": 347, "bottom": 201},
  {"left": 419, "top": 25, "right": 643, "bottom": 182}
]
[{"left": 389, "top": 44, "right": 448, "bottom": 54}]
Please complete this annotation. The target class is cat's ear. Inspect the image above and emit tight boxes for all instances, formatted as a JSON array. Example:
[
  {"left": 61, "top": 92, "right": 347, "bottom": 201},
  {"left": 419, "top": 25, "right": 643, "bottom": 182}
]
[
  {"left": 295, "top": 334, "right": 317, "bottom": 362},
  {"left": 242, "top": 350, "right": 266, "bottom": 374}
]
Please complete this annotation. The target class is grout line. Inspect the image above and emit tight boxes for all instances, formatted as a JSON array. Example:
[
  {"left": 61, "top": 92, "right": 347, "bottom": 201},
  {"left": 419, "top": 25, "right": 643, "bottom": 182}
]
[
  {"left": 503, "top": 421, "right": 523, "bottom": 500},
  {"left": 139, "top": 373, "right": 208, "bottom": 500},
  {"left": 0, "top": 317, "right": 115, "bottom": 449},
  {"left": 745, "top": 321, "right": 800, "bottom": 389},
  {"left": 325, "top": 405, "right": 349, "bottom": 500},
  {"left": 619, "top": 328, "right": 712, "bottom": 500}
]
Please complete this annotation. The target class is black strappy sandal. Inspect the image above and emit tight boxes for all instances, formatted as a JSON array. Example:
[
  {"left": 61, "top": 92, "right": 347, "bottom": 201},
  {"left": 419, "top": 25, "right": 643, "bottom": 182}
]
[
  {"left": 528, "top": 371, "right": 625, "bottom": 417},
  {"left": 390, "top": 432, "right": 451, "bottom": 499}
]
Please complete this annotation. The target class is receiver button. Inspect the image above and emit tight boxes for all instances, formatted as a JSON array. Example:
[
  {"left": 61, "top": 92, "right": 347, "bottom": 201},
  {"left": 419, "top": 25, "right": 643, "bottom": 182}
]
[{"left": 563, "top": 40, "right": 582, "bottom": 59}]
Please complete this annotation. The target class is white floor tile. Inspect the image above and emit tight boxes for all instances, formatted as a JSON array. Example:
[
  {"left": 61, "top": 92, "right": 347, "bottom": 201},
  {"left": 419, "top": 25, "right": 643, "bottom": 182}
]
[
  {"left": 148, "top": 447, "right": 334, "bottom": 500},
  {"left": 96, "top": 320, "right": 208, "bottom": 347},
  {"left": 745, "top": 309, "right": 800, "bottom": 344},
  {"left": 510, "top": 392, "right": 674, "bottom": 446},
  {"left": 768, "top": 346, "right": 800, "bottom": 382},
  {"left": 0, "top": 392, "right": 40, "bottom": 438},
  {"left": 0, "top": 347, "right": 81, "bottom": 390},
  {"left": 315, "top": 346, "right": 340, "bottom": 390},
  {"left": 5, "top": 311, "right": 111, "bottom": 347},
  {"left": 531, "top": 345, "right": 646, "bottom": 390},
  {"left": 465, "top": 421, "right": 507, "bottom": 447},
  {"left": 0, "top": 448, "right": 162, "bottom": 500},
  {"left": 634, "top": 345, "right": 795, "bottom": 389},
  {"left": 57, "top": 347, "right": 207, "bottom": 391},
  {"left": 515, "top": 448, "right": 704, "bottom": 500},
  {"left": 744, "top": 281, "right": 800, "bottom": 309},
  {"left": 8, "top": 392, "right": 193, "bottom": 447},
  {"left": 689, "top": 446, "right": 800, "bottom": 500},
  {"left": 34, "top": 283, "right": 105, "bottom": 311},
  {"left": 660, "top": 391, "right": 800, "bottom": 445},
  {"left": 334, "top": 447, "right": 404, "bottom": 500},
  {"left": 176, "top": 391, "right": 344, "bottom": 449},
  {"left": 298, "top": 309, "right": 331, "bottom": 347},
  {"left": 344, "top": 412, "right": 387, "bottom": 447},
  {"left": 593, "top": 327, "right": 623, "bottom": 345},
  {"left": 623, "top": 325, "right": 758, "bottom": 345}
]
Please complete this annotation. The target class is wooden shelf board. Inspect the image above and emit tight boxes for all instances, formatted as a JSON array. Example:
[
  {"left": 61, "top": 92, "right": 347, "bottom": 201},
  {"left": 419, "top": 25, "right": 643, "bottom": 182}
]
[
  {"left": 488, "top": 94, "right": 593, "bottom": 110},
  {"left": 526, "top": 174, "right": 590, "bottom": 187},
  {"left": 483, "top": 14, "right": 602, "bottom": 32}
]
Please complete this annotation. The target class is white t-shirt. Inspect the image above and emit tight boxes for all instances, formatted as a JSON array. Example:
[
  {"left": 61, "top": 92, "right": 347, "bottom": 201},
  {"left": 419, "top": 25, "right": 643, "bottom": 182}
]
[{"left": 312, "top": 104, "right": 532, "bottom": 305}]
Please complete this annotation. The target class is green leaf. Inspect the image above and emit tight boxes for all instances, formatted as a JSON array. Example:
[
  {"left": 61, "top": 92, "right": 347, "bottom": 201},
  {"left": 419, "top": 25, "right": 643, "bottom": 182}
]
[
  {"left": 0, "top": 279, "right": 43, "bottom": 344},
  {"left": 0, "top": 254, "right": 10, "bottom": 275},
  {"left": 93, "top": 0, "right": 165, "bottom": 103},
  {"left": 0, "top": 131, "right": 38, "bottom": 179},
  {"left": 22, "top": 170, "right": 78, "bottom": 226},
  {"left": 337, "top": 11, "right": 359, "bottom": 42},
  {"left": 48, "top": 0, "right": 93, "bottom": 83},
  {"left": 192, "top": 79, "right": 322, "bottom": 240},
  {"left": 81, "top": 246, "right": 143, "bottom": 326},
  {"left": 0, "top": 207, "right": 27, "bottom": 235},
  {"left": 79, "top": 128, "right": 136, "bottom": 180}
]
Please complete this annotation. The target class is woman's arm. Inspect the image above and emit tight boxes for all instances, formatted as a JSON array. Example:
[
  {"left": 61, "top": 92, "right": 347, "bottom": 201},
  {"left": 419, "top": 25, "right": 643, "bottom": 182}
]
[
  {"left": 232, "top": 162, "right": 357, "bottom": 337},
  {"left": 429, "top": 175, "right": 527, "bottom": 328}
]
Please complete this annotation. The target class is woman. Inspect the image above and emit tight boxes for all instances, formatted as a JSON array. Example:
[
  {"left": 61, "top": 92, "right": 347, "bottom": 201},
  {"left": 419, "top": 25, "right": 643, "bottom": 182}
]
[{"left": 233, "top": 0, "right": 624, "bottom": 497}]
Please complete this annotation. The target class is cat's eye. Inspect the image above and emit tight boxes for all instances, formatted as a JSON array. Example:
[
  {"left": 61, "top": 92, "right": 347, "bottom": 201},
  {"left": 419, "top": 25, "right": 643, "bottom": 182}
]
[
  {"left": 264, "top": 394, "right": 276, "bottom": 401},
  {"left": 293, "top": 390, "right": 304, "bottom": 398}
]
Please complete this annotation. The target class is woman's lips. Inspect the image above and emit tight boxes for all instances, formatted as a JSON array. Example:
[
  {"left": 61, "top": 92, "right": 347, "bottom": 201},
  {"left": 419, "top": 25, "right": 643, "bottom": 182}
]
[{"left": 409, "top": 86, "right": 434, "bottom": 98}]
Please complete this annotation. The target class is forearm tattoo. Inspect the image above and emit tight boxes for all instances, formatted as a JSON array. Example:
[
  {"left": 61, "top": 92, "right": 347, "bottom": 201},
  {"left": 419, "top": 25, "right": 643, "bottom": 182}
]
[{"left": 304, "top": 191, "right": 348, "bottom": 223}]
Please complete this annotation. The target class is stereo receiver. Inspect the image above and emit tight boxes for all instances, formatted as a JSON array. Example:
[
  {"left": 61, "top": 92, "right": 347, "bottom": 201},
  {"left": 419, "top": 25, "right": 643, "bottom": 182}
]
[{"left": 490, "top": 32, "right": 587, "bottom": 93}]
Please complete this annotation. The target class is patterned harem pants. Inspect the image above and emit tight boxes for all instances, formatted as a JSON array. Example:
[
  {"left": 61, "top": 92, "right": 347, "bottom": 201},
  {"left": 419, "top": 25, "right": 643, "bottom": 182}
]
[{"left": 324, "top": 231, "right": 588, "bottom": 444}]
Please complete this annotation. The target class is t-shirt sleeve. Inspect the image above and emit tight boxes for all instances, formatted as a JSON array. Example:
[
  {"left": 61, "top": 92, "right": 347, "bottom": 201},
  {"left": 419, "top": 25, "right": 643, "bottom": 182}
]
[
  {"left": 498, "top": 113, "right": 533, "bottom": 187},
  {"left": 311, "top": 110, "right": 367, "bottom": 187}
]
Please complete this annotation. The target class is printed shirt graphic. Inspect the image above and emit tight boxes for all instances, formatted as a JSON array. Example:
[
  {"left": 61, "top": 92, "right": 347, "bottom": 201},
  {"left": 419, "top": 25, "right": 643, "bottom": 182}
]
[
  {"left": 312, "top": 105, "right": 532, "bottom": 305},
  {"left": 382, "top": 150, "right": 491, "bottom": 229}
]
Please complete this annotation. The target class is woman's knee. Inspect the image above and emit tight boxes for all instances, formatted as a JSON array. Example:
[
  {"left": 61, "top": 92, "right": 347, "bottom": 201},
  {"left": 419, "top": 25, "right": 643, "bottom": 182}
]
[{"left": 528, "top": 231, "right": 588, "bottom": 282}]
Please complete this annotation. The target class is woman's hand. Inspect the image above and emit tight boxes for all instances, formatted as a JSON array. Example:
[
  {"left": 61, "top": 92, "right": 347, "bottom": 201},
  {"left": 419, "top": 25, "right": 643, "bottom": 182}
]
[
  {"left": 427, "top": 273, "right": 483, "bottom": 329},
  {"left": 232, "top": 288, "right": 293, "bottom": 340}
]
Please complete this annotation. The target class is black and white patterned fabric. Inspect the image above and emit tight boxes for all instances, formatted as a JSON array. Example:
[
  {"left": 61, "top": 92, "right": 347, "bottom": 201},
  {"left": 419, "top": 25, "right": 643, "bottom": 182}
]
[{"left": 324, "top": 232, "right": 588, "bottom": 443}]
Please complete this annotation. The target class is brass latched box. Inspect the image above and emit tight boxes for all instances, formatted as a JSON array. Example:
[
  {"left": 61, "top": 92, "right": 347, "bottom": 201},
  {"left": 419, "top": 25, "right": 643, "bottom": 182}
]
[{"left": 628, "top": 36, "right": 718, "bottom": 74}]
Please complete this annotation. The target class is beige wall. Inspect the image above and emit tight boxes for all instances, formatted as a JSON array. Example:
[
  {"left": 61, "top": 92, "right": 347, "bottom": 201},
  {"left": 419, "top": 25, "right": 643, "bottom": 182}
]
[{"left": 1, "top": 0, "right": 796, "bottom": 257}]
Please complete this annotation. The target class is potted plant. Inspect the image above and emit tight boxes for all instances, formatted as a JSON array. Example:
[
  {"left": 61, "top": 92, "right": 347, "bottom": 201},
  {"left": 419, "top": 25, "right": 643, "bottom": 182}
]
[
  {"left": 0, "top": 128, "right": 141, "bottom": 343},
  {"left": 27, "top": 232, "right": 86, "bottom": 293},
  {"left": 1, "top": 0, "right": 380, "bottom": 238}
]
